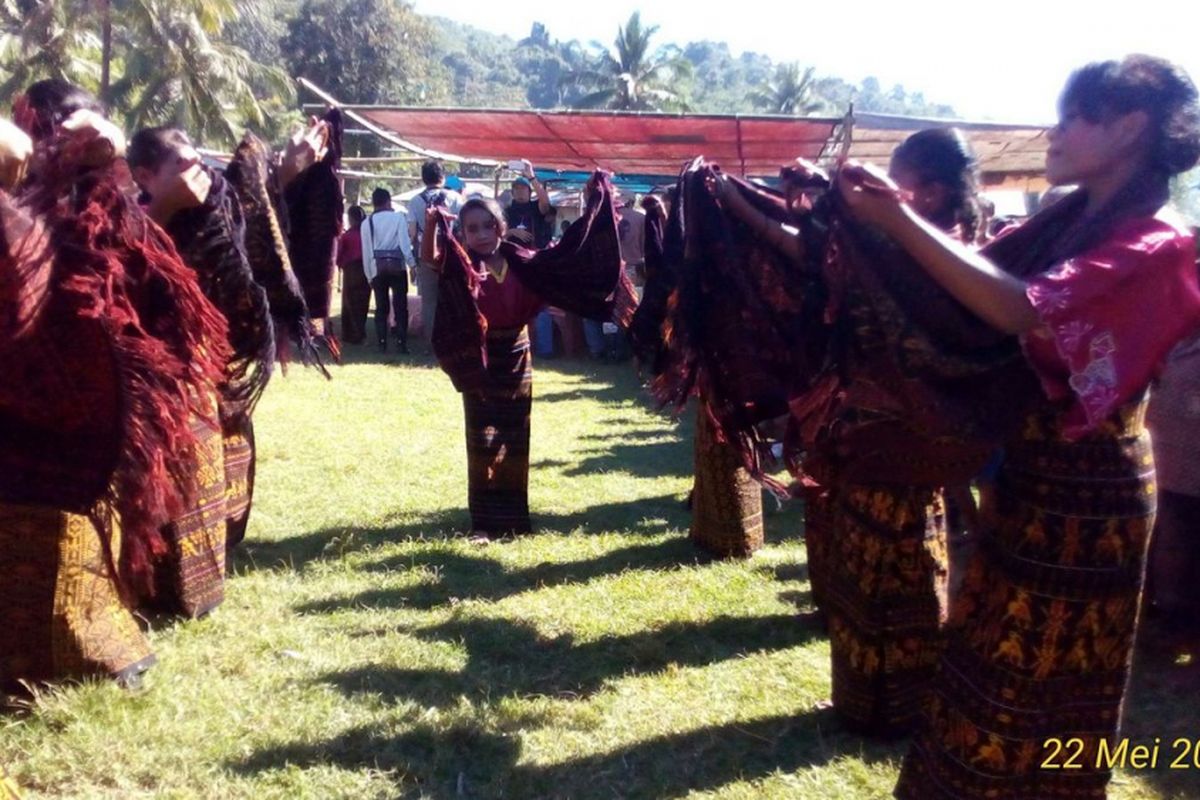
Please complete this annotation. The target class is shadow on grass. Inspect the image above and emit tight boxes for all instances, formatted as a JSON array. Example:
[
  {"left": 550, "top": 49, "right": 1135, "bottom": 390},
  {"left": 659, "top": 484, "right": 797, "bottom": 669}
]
[
  {"left": 319, "top": 613, "right": 824, "bottom": 707},
  {"left": 578, "top": 427, "right": 684, "bottom": 444},
  {"left": 233, "top": 491, "right": 696, "bottom": 575},
  {"left": 231, "top": 509, "right": 469, "bottom": 574},
  {"left": 299, "top": 537, "right": 704, "bottom": 614},
  {"left": 564, "top": 439, "right": 694, "bottom": 479},
  {"left": 231, "top": 707, "right": 902, "bottom": 799}
]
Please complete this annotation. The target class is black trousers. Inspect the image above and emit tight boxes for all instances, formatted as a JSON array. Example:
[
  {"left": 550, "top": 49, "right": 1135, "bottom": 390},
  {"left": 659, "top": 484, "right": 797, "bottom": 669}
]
[{"left": 372, "top": 270, "right": 408, "bottom": 345}]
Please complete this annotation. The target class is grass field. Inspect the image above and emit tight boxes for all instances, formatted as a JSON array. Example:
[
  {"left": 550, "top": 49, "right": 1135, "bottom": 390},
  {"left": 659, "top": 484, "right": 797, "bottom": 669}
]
[{"left": 2, "top": 333, "right": 1198, "bottom": 799}]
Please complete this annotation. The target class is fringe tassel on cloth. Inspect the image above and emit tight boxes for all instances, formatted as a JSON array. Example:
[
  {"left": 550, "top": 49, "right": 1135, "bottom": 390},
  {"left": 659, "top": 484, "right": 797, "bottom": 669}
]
[
  {"left": 2, "top": 137, "right": 229, "bottom": 600},
  {"left": 165, "top": 169, "right": 275, "bottom": 426},
  {"left": 163, "top": 167, "right": 278, "bottom": 564},
  {"left": 225, "top": 132, "right": 332, "bottom": 375}
]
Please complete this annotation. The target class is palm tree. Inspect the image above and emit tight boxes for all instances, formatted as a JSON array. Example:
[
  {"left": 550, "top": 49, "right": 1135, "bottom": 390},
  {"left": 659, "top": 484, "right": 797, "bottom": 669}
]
[
  {"left": 568, "top": 12, "right": 689, "bottom": 112},
  {"left": 108, "top": 0, "right": 290, "bottom": 145},
  {"left": 0, "top": 0, "right": 101, "bottom": 102},
  {"left": 751, "top": 63, "right": 825, "bottom": 116}
]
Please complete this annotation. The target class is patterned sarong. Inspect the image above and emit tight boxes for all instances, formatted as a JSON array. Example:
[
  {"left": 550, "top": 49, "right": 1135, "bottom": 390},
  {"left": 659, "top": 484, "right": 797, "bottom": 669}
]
[
  {"left": 463, "top": 328, "right": 533, "bottom": 535},
  {"left": 690, "top": 401, "right": 763, "bottom": 558},
  {"left": 802, "top": 490, "right": 833, "bottom": 618},
  {"left": 824, "top": 484, "right": 948, "bottom": 736},
  {"left": 896, "top": 405, "right": 1156, "bottom": 799},
  {"left": 151, "top": 410, "right": 228, "bottom": 618},
  {"left": 340, "top": 260, "right": 371, "bottom": 344},
  {"left": 0, "top": 503, "right": 155, "bottom": 692},
  {"left": 223, "top": 419, "right": 256, "bottom": 549}
]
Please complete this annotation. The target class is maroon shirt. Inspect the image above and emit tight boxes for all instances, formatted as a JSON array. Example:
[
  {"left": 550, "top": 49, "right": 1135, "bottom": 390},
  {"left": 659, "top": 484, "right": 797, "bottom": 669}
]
[
  {"left": 475, "top": 263, "right": 543, "bottom": 329},
  {"left": 336, "top": 228, "right": 362, "bottom": 267}
]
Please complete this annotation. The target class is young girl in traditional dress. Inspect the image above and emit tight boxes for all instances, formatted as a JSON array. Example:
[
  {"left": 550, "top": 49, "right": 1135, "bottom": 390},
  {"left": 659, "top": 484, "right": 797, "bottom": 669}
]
[{"left": 426, "top": 172, "right": 629, "bottom": 536}]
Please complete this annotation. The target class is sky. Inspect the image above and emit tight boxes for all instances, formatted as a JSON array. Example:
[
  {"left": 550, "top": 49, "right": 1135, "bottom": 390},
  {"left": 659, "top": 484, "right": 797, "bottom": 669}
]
[{"left": 410, "top": 0, "right": 1200, "bottom": 123}]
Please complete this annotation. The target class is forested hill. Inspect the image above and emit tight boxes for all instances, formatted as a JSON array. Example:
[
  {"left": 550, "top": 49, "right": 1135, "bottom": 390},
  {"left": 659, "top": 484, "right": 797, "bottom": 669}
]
[{"left": 427, "top": 17, "right": 957, "bottom": 118}]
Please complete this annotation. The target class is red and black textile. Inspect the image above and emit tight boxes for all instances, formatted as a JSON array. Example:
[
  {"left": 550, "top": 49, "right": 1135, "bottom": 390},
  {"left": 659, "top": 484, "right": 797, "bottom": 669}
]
[
  {"left": 2, "top": 138, "right": 229, "bottom": 597},
  {"left": 628, "top": 192, "right": 674, "bottom": 374},
  {"left": 222, "top": 418, "right": 256, "bottom": 548},
  {"left": 224, "top": 133, "right": 331, "bottom": 375},
  {"left": 507, "top": 172, "right": 635, "bottom": 326},
  {"left": 811, "top": 209, "right": 1040, "bottom": 486},
  {"left": 165, "top": 168, "right": 274, "bottom": 427},
  {"left": 0, "top": 191, "right": 52, "bottom": 341},
  {"left": 652, "top": 159, "right": 830, "bottom": 491},
  {"left": 430, "top": 171, "right": 633, "bottom": 391},
  {"left": 427, "top": 210, "right": 489, "bottom": 393},
  {"left": 652, "top": 160, "right": 1046, "bottom": 491},
  {"left": 283, "top": 109, "right": 344, "bottom": 321},
  {"left": 463, "top": 328, "right": 534, "bottom": 535}
]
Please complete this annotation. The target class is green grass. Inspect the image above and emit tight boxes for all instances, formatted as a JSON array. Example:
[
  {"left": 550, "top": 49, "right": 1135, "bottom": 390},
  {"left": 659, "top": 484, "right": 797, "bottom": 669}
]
[{"left": 2, "top": 337, "right": 1198, "bottom": 799}]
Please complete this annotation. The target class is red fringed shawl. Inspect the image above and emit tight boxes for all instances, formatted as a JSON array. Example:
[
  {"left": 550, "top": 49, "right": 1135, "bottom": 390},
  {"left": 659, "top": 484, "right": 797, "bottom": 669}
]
[
  {"left": 628, "top": 196, "right": 671, "bottom": 374},
  {"left": 1, "top": 144, "right": 229, "bottom": 596},
  {"left": 428, "top": 171, "right": 635, "bottom": 393},
  {"left": 650, "top": 160, "right": 831, "bottom": 491}
]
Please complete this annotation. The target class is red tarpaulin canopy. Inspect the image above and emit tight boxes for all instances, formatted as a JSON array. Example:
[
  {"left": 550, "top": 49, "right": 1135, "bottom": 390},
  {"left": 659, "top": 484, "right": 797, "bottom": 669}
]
[
  {"left": 351, "top": 107, "right": 840, "bottom": 177},
  {"left": 299, "top": 81, "right": 1050, "bottom": 185}
]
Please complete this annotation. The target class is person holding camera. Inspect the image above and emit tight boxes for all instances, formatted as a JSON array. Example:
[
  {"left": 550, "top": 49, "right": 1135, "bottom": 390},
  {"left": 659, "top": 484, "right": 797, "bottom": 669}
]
[{"left": 504, "top": 160, "right": 559, "bottom": 358}]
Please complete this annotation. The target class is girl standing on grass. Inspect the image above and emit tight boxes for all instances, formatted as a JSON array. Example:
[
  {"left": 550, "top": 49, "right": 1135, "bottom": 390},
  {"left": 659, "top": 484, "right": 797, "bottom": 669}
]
[{"left": 424, "top": 170, "right": 632, "bottom": 536}]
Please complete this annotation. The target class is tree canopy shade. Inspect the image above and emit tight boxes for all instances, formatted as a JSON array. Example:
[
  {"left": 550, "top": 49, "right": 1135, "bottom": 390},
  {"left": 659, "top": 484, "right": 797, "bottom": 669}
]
[
  {"left": 110, "top": 0, "right": 290, "bottom": 143},
  {"left": 751, "top": 63, "right": 825, "bottom": 115},
  {"left": 566, "top": 12, "right": 690, "bottom": 111},
  {"left": 281, "top": 0, "right": 444, "bottom": 107}
]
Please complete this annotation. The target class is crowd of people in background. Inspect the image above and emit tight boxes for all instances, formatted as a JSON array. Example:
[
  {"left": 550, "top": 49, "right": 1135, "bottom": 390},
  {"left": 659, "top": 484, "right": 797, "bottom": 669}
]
[{"left": 3, "top": 51, "right": 1200, "bottom": 800}]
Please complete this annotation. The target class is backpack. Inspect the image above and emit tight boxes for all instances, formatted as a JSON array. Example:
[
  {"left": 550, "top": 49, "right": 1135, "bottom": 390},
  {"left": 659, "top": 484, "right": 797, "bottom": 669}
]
[{"left": 415, "top": 187, "right": 447, "bottom": 235}]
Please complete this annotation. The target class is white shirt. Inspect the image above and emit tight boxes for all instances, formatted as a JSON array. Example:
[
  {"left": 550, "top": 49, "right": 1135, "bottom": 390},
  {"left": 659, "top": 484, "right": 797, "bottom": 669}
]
[{"left": 361, "top": 207, "right": 414, "bottom": 282}]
